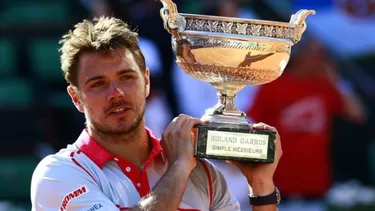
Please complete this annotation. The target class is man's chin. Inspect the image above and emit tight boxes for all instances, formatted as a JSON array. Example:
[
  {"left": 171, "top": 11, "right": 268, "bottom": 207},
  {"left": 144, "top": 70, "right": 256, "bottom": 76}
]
[
  {"left": 94, "top": 112, "right": 144, "bottom": 135},
  {"left": 105, "top": 125, "right": 132, "bottom": 134},
  {"left": 109, "top": 121, "right": 141, "bottom": 134}
]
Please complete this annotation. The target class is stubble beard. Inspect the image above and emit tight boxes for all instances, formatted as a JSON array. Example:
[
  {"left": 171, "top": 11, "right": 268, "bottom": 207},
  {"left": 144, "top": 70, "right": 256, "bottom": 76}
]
[{"left": 85, "top": 102, "right": 146, "bottom": 143}]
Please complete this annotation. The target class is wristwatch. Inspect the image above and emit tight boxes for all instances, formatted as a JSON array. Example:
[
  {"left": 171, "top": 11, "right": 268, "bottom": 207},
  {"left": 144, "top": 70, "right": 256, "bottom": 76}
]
[{"left": 249, "top": 187, "right": 281, "bottom": 206}]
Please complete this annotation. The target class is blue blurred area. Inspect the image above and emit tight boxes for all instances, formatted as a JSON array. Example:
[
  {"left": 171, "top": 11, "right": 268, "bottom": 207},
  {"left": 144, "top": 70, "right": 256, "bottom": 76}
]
[
  {"left": 0, "top": 0, "right": 374, "bottom": 210},
  {"left": 292, "top": 0, "right": 334, "bottom": 9}
]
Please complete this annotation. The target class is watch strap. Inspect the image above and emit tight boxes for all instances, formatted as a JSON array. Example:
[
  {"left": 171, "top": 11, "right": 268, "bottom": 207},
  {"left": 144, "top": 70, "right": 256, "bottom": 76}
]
[{"left": 249, "top": 187, "right": 280, "bottom": 206}]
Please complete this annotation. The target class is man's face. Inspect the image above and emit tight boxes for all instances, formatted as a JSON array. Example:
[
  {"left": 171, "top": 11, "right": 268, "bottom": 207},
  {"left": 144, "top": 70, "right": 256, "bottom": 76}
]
[{"left": 68, "top": 48, "right": 150, "bottom": 135}]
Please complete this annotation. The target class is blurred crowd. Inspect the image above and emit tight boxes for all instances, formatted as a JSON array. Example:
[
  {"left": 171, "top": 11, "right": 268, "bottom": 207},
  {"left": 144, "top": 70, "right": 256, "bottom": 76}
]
[{"left": 1, "top": 0, "right": 375, "bottom": 210}]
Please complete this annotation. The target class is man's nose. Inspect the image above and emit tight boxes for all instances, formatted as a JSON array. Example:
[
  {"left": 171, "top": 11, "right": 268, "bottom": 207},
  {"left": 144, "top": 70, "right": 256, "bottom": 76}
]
[{"left": 107, "top": 82, "right": 125, "bottom": 101}]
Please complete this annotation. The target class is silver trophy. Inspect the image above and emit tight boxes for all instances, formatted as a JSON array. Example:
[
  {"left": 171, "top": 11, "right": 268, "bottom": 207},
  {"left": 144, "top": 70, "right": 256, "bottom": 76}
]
[{"left": 159, "top": 0, "right": 315, "bottom": 162}]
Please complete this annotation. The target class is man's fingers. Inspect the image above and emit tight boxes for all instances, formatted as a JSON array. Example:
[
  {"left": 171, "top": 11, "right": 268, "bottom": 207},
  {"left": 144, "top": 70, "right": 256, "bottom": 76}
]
[
  {"left": 162, "top": 114, "right": 188, "bottom": 140},
  {"left": 181, "top": 118, "right": 202, "bottom": 132},
  {"left": 162, "top": 115, "right": 200, "bottom": 141},
  {"left": 251, "top": 122, "right": 282, "bottom": 162},
  {"left": 167, "top": 114, "right": 189, "bottom": 132},
  {"left": 174, "top": 114, "right": 190, "bottom": 128},
  {"left": 252, "top": 122, "right": 277, "bottom": 132},
  {"left": 181, "top": 118, "right": 202, "bottom": 145}
]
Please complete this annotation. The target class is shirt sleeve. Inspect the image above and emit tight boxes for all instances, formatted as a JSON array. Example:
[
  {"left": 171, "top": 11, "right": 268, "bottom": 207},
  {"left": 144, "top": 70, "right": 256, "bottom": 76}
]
[
  {"left": 30, "top": 155, "right": 119, "bottom": 211},
  {"left": 205, "top": 160, "right": 241, "bottom": 211}
]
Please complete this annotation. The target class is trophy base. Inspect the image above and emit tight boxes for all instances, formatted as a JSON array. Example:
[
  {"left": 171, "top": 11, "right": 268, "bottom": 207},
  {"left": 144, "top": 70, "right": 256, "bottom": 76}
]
[{"left": 195, "top": 119, "right": 276, "bottom": 163}]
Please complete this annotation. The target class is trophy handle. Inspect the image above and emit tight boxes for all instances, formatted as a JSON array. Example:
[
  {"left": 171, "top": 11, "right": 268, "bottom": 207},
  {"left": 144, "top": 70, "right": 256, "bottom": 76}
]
[
  {"left": 289, "top": 9, "right": 316, "bottom": 43},
  {"left": 159, "top": 0, "right": 184, "bottom": 39}
]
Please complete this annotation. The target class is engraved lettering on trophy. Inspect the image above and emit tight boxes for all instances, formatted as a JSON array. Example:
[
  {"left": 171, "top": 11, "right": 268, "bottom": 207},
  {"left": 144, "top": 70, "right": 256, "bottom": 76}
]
[
  {"left": 221, "top": 41, "right": 267, "bottom": 52},
  {"left": 210, "top": 135, "right": 238, "bottom": 143},
  {"left": 268, "top": 45, "right": 290, "bottom": 54},
  {"left": 211, "top": 145, "right": 232, "bottom": 152},
  {"left": 205, "top": 130, "right": 269, "bottom": 159},
  {"left": 187, "top": 37, "right": 288, "bottom": 54},
  {"left": 232, "top": 147, "right": 263, "bottom": 155},
  {"left": 220, "top": 41, "right": 287, "bottom": 54},
  {"left": 239, "top": 138, "right": 267, "bottom": 145}
]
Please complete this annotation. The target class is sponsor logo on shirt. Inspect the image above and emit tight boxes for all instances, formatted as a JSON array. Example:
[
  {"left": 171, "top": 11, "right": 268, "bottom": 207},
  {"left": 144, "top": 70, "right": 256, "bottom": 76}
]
[
  {"left": 60, "top": 186, "right": 88, "bottom": 211},
  {"left": 87, "top": 203, "right": 103, "bottom": 211}
]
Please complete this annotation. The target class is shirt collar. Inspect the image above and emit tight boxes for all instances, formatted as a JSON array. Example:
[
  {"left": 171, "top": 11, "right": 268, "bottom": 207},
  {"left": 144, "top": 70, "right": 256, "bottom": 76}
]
[{"left": 75, "top": 127, "right": 166, "bottom": 169}]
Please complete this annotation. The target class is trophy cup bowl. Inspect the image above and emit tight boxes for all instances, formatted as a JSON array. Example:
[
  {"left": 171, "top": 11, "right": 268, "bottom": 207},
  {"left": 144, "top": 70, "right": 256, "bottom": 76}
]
[{"left": 159, "top": 0, "right": 315, "bottom": 162}]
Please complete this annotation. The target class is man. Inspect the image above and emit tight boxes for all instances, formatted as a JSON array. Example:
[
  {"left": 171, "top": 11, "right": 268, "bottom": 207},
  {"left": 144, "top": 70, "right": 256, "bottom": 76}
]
[
  {"left": 246, "top": 38, "right": 366, "bottom": 210},
  {"left": 30, "top": 16, "right": 283, "bottom": 211}
]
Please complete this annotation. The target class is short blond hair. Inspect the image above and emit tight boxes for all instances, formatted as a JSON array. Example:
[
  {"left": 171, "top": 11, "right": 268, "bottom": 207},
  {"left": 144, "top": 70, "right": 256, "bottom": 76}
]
[{"left": 59, "top": 16, "right": 146, "bottom": 87}]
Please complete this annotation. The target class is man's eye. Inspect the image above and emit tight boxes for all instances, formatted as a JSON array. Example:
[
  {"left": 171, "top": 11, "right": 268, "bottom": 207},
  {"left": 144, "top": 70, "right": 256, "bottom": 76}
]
[
  {"left": 91, "top": 81, "right": 104, "bottom": 87},
  {"left": 120, "top": 75, "right": 133, "bottom": 80}
]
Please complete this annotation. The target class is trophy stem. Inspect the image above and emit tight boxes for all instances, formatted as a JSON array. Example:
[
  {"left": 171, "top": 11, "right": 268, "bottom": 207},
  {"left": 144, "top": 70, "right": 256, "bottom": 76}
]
[
  {"left": 201, "top": 84, "right": 249, "bottom": 126},
  {"left": 215, "top": 91, "right": 243, "bottom": 116}
]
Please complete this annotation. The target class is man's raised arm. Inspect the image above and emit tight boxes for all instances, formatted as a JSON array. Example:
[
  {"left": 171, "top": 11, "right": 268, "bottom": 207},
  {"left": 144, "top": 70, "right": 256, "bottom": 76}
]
[
  {"left": 131, "top": 115, "right": 203, "bottom": 211},
  {"left": 132, "top": 160, "right": 193, "bottom": 211}
]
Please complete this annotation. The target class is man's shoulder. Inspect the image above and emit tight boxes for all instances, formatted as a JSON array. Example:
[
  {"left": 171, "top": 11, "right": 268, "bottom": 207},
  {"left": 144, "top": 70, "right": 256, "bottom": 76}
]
[
  {"left": 30, "top": 146, "right": 108, "bottom": 210},
  {"left": 32, "top": 145, "right": 87, "bottom": 182}
]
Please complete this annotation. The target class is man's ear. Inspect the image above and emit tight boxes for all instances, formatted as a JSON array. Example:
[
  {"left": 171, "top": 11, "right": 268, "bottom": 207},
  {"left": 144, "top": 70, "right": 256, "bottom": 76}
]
[
  {"left": 144, "top": 67, "right": 151, "bottom": 98},
  {"left": 67, "top": 86, "right": 84, "bottom": 113}
]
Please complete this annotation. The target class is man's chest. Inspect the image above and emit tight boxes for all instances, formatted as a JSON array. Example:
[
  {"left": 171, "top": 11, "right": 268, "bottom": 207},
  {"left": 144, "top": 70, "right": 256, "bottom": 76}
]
[{"left": 95, "top": 164, "right": 211, "bottom": 211}]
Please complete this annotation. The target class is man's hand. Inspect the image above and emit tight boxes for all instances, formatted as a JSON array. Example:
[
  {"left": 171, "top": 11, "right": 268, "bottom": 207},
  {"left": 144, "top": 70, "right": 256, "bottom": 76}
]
[
  {"left": 161, "top": 114, "right": 203, "bottom": 171},
  {"left": 228, "top": 123, "right": 283, "bottom": 195},
  {"left": 133, "top": 114, "right": 203, "bottom": 211}
]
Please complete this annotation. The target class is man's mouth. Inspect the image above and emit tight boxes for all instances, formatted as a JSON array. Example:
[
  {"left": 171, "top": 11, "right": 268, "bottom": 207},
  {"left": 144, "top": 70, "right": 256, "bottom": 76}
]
[
  {"left": 112, "top": 108, "right": 126, "bottom": 113},
  {"left": 109, "top": 107, "right": 129, "bottom": 115}
]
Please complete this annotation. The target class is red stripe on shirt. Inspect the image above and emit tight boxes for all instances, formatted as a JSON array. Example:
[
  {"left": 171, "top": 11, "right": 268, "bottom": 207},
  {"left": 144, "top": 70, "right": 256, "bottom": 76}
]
[
  {"left": 199, "top": 160, "right": 213, "bottom": 208},
  {"left": 70, "top": 151, "right": 97, "bottom": 183}
]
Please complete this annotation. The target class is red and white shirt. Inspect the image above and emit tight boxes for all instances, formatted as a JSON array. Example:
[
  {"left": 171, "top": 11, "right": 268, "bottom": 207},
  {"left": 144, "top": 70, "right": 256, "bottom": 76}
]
[{"left": 31, "top": 128, "right": 241, "bottom": 211}]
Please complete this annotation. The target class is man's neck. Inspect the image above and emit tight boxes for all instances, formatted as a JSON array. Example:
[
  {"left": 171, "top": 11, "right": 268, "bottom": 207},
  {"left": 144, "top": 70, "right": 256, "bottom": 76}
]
[{"left": 88, "top": 124, "right": 151, "bottom": 170}]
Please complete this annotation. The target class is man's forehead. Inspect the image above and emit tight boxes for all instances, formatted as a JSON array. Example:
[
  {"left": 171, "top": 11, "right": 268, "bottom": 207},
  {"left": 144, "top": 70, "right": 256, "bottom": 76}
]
[
  {"left": 81, "top": 49, "right": 136, "bottom": 65},
  {"left": 78, "top": 49, "right": 139, "bottom": 75}
]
